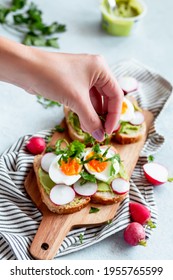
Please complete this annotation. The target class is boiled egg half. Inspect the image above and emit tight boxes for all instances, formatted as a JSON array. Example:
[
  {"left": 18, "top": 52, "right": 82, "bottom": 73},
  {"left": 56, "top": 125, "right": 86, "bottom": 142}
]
[
  {"left": 120, "top": 97, "right": 135, "bottom": 122},
  {"left": 84, "top": 147, "right": 120, "bottom": 182},
  {"left": 49, "top": 155, "right": 82, "bottom": 185}
]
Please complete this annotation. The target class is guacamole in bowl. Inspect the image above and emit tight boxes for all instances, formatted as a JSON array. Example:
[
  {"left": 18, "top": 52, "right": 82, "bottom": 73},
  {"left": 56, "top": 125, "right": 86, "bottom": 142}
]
[{"left": 101, "top": 0, "right": 147, "bottom": 36}]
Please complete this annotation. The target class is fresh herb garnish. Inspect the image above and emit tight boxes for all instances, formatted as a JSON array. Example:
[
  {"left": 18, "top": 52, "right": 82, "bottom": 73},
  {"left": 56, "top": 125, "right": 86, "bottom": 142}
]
[
  {"left": 0, "top": 0, "right": 66, "bottom": 48},
  {"left": 104, "top": 133, "right": 111, "bottom": 145},
  {"left": 79, "top": 233, "right": 84, "bottom": 244},
  {"left": 45, "top": 135, "right": 52, "bottom": 144},
  {"left": 104, "top": 153, "right": 121, "bottom": 164},
  {"left": 102, "top": 146, "right": 110, "bottom": 157},
  {"left": 55, "top": 139, "right": 85, "bottom": 165},
  {"left": 82, "top": 145, "right": 120, "bottom": 166},
  {"left": 110, "top": 162, "right": 116, "bottom": 176},
  {"left": 55, "top": 125, "right": 66, "bottom": 133},
  {"left": 80, "top": 171, "right": 96, "bottom": 185},
  {"left": 37, "top": 96, "right": 61, "bottom": 109},
  {"left": 46, "top": 146, "right": 55, "bottom": 153},
  {"left": 147, "top": 155, "right": 155, "bottom": 163},
  {"left": 92, "top": 143, "right": 101, "bottom": 154},
  {"left": 81, "top": 154, "right": 103, "bottom": 164},
  {"left": 67, "top": 141, "right": 85, "bottom": 159},
  {"left": 89, "top": 207, "right": 100, "bottom": 214},
  {"left": 84, "top": 134, "right": 96, "bottom": 145},
  {"left": 55, "top": 139, "right": 69, "bottom": 160}
]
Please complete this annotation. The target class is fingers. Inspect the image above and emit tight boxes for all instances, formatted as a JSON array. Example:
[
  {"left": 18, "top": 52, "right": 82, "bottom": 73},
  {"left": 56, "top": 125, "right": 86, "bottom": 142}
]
[
  {"left": 103, "top": 79, "right": 123, "bottom": 134},
  {"left": 89, "top": 87, "right": 103, "bottom": 115},
  {"left": 73, "top": 94, "right": 105, "bottom": 142},
  {"left": 96, "top": 75, "right": 123, "bottom": 135}
]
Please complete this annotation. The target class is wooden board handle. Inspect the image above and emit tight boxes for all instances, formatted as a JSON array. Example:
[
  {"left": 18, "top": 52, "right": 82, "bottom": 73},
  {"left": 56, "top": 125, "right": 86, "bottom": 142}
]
[{"left": 30, "top": 212, "right": 73, "bottom": 260}]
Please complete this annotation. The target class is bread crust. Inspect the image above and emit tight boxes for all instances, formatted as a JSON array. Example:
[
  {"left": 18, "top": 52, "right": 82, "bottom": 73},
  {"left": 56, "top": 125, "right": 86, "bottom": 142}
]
[
  {"left": 91, "top": 191, "right": 127, "bottom": 205},
  {"left": 114, "top": 122, "right": 146, "bottom": 144},
  {"left": 33, "top": 155, "right": 90, "bottom": 214}
]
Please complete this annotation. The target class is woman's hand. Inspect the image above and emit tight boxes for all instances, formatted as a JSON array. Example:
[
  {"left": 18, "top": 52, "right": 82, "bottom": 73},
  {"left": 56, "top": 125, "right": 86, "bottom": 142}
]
[
  {"left": 28, "top": 51, "right": 123, "bottom": 141},
  {"left": 0, "top": 37, "right": 123, "bottom": 141}
]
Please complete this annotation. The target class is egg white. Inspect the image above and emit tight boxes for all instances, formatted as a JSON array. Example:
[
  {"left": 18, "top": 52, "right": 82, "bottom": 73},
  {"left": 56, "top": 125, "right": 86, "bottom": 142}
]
[
  {"left": 120, "top": 97, "right": 135, "bottom": 122},
  {"left": 49, "top": 155, "right": 81, "bottom": 185},
  {"left": 84, "top": 147, "right": 120, "bottom": 182}
]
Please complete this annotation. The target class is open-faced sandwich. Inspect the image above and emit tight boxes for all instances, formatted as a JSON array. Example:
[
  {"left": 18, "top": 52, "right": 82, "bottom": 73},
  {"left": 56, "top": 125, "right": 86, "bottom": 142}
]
[
  {"left": 64, "top": 96, "right": 146, "bottom": 145},
  {"left": 33, "top": 140, "right": 129, "bottom": 214},
  {"left": 112, "top": 96, "right": 146, "bottom": 144}
]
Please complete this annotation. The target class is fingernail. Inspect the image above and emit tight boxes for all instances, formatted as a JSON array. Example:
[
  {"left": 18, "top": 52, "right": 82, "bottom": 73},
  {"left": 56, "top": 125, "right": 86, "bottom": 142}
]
[{"left": 92, "top": 128, "right": 104, "bottom": 142}]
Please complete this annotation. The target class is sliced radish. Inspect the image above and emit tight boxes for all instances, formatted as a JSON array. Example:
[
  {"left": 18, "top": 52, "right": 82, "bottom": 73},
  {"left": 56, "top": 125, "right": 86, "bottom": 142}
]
[
  {"left": 49, "top": 185, "right": 75, "bottom": 205},
  {"left": 41, "top": 152, "right": 57, "bottom": 172},
  {"left": 129, "top": 111, "right": 144, "bottom": 126},
  {"left": 118, "top": 76, "right": 138, "bottom": 94},
  {"left": 111, "top": 178, "right": 130, "bottom": 194},
  {"left": 143, "top": 162, "right": 168, "bottom": 185},
  {"left": 73, "top": 180, "right": 97, "bottom": 196}
]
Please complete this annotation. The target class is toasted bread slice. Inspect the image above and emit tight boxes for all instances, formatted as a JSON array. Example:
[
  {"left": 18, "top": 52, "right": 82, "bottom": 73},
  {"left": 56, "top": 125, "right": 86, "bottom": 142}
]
[
  {"left": 91, "top": 191, "right": 127, "bottom": 205},
  {"left": 64, "top": 106, "right": 86, "bottom": 143},
  {"left": 33, "top": 155, "right": 90, "bottom": 214},
  {"left": 64, "top": 106, "right": 112, "bottom": 144},
  {"left": 90, "top": 145, "right": 128, "bottom": 205},
  {"left": 113, "top": 122, "right": 146, "bottom": 144},
  {"left": 112, "top": 96, "right": 146, "bottom": 144}
]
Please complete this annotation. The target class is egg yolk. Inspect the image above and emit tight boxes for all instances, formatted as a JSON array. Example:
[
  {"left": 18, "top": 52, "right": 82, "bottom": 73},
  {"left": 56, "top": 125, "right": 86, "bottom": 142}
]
[
  {"left": 86, "top": 152, "right": 108, "bottom": 173},
  {"left": 121, "top": 101, "right": 128, "bottom": 114},
  {"left": 60, "top": 158, "right": 82, "bottom": 176}
]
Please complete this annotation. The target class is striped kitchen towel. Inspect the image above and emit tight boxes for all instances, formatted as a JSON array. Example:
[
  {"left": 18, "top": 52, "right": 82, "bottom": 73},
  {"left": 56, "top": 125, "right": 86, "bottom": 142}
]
[{"left": 0, "top": 59, "right": 172, "bottom": 260}]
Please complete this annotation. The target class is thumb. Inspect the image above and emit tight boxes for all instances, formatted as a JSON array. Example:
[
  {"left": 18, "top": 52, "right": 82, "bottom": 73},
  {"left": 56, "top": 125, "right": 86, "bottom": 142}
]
[{"left": 73, "top": 97, "right": 104, "bottom": 142}]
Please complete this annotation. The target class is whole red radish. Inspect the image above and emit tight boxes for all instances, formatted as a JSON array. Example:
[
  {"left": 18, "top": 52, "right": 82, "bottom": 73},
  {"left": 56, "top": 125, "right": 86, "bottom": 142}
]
[
  {"left": 26, "top": 137, "right": 46, "bottom": 155},
  {"left": 129, "top": 202, "right": 156, "bottom": 228},
  {"left": 124, "top": 222, "right": 146, "bottom": 246}
]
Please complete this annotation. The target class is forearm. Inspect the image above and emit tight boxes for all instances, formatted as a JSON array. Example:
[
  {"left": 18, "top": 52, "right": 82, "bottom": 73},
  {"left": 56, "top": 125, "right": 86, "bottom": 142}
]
[{"left": 0, "top": 37, "right": 37, "bottom": 91}]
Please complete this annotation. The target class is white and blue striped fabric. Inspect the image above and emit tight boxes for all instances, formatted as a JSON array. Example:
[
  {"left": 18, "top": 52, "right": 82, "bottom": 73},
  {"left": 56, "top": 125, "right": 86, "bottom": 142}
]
[{"left": 0, "top": 59, "right": 172, "bottom": 260}]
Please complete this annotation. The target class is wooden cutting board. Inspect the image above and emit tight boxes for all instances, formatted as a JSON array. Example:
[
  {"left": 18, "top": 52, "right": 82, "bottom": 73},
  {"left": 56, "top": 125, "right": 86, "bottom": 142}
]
[{"left": 24, "top": 110, "right": 153, "bottom": 260}]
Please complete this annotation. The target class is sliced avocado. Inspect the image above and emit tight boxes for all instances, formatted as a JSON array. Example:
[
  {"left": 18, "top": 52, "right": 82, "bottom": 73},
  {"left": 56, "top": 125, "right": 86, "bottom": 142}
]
[
  {"left": 97, "top": 181, "right": 112, "bottom": 192},
  {"left": 119, "top": 122, "right": 141, "bottom": 135},
  {"left": 118, "top": 162, "right": 128, "bottom": 180},
  {"left": 38, "top": 168, "right": 55, "bottom": 194},
  {"left": 68, "top": 111, "right": 84, "bottom": 135}
]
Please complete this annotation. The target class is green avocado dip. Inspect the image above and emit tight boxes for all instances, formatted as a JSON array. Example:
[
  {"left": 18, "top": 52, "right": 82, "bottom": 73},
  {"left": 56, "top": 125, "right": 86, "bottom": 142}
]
[
  {"left": 39, "top": 168, "right": 86, "bottom": 206},
  {"left": 38, "top": 168, "right": 55, "bottom": 194},
  {"left": 107, "top": 0, "right": 142, "bottom": 18},
  {"left": 101, "top": 0, "right": 145, "bottom": 36},
  {"left": 118, "top": 122, "right": 141, "bottom": 135}
]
